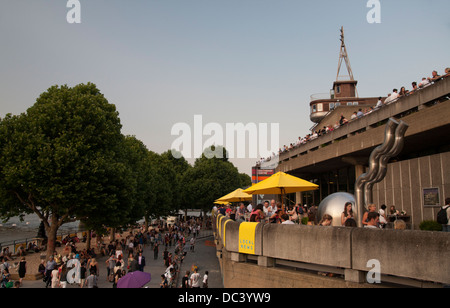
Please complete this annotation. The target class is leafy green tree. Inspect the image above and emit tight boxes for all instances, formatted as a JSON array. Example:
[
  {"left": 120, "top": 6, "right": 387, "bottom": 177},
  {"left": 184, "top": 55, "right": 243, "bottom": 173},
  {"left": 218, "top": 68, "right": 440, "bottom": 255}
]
[
  {"left": 0, "top": 83, "right": 134, "bottom": 258},
  {"left": 181, "top": 146, "right": 242, "bottom": 216},
  {"left": 162, "top": 150, "right": 192, "bottom": 220},
  {"left": 144, "top": 151, "right": 179, "bottom": 223},
  {"left": 239, "top": 173, "right": 252, "bottom": 188}
]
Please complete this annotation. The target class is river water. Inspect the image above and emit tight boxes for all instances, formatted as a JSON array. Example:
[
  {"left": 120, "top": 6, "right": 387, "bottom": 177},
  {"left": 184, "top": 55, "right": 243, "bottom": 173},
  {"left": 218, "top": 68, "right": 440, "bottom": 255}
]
[{"left": 0, "top": 214, "right": 80, "bottom": 244}]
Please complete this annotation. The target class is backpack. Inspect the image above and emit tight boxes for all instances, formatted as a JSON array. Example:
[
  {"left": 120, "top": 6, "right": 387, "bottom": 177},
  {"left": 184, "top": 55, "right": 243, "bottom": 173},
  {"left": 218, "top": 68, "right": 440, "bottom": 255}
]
[{"left": 437, "top": 206, "right": 449, "bottom": 224}]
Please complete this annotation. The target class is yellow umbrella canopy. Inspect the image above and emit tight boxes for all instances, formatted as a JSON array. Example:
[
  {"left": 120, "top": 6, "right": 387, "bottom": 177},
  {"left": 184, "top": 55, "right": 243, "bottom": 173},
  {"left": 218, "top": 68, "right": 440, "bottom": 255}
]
[
  {"left": 216, "top": 188, "right": 253, "bottom": 203},
  {"left": 214, "top": 200, "right": 231, "bottom": 205},
  {"left": 243, "top": 172, "right": 318, "bottom": 211},
  {"left": 243, "top": 172, "right": 318, "bottom": 195}
]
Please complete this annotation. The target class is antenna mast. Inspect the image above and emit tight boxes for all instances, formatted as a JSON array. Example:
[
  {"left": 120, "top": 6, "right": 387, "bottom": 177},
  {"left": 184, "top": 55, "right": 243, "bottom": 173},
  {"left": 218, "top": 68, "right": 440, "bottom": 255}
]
[
  {"left": 336, "top": 27, "right": 358, "bottom": 97},
  {"left": 336, "top": 27, "right": 355, "bottom": 81}
]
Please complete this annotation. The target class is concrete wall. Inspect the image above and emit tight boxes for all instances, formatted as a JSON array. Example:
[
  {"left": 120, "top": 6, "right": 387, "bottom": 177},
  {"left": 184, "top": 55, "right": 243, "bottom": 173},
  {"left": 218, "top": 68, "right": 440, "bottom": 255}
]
[
  {"left": 263, "top": 224, "right": 352, "bottom": 269},
  {"left": 351, "top": 228, "right": 450, "bottom": 284},
  {"left": 372, "top": 151, "right": 450, "bottom": 227},
  {"left": 214, "top": 214, "right": 450, "bottom": 287}
]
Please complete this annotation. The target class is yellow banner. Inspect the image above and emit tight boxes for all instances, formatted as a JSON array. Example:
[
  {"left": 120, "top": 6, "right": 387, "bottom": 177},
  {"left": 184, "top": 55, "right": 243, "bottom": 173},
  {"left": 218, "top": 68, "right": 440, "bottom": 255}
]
[
  {"left": 238, "top": 222, "right": 258, "bottom": 255},
  {"left": 222, "top": 220, "right": 232, "bottom": 248},
  {"left": 218, "top": 215, "right": 226, "bottom": 238}
]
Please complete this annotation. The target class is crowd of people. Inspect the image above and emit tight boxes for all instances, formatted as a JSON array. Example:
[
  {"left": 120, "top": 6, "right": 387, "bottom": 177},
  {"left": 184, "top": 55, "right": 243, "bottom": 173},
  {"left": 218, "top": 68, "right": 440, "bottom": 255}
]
[
  {"left": 256, "top": 67, "right": 450, "bottom": 167},
  {"left": 216, "top": 199, "right": 424, "bottom": 230},
  {"left": 1, "top": 217, "right": 212, "bottom": 288}
]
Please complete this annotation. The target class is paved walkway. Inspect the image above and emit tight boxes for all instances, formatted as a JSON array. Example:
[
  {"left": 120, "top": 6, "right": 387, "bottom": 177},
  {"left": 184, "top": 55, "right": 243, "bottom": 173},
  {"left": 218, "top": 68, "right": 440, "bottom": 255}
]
[{"left": 20, "top": 231, "right": 223, "bottom": 288}]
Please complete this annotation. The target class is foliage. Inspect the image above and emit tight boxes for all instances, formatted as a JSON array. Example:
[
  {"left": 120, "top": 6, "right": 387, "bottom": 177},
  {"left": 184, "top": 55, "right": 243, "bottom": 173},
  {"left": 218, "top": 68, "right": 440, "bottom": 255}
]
[
  {"left": 0, "top": 83, "right": 142, "bottom": 256},
  {"left": 239, "top": 173, "right": 252, "bottom": 188},
  {"left": 301, "top": 216, "right": 309, "bottom": 225},
  {"left": 181, "top": 145, "right": 243, "bottom": 213},
  {"left": 419, "top": 220, "right": 443, "bottom": 232},
  {"left": 0, "top": 83, "right": 249, "bottom": 255}
]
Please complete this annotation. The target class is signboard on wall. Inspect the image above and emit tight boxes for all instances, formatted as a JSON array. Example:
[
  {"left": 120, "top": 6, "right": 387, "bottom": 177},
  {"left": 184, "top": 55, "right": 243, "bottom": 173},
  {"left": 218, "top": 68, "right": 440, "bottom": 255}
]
[
  {"left": 423, "top": 187, "right": 440, "bottom": 207},
  {"left": 238, "top": 222, "right": 258, "bottom": 255}
]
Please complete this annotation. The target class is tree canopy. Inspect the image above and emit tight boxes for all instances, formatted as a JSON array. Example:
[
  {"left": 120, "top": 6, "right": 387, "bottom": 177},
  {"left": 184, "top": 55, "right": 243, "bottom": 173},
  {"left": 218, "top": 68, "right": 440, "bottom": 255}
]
[{"left": 0, "top": 83, "right": 251, "bottom": 257}]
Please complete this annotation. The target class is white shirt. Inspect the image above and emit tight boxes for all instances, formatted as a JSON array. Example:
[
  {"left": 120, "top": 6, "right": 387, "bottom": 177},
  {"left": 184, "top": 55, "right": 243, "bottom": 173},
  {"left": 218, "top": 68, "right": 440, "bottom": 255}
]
[
  {"left": 379, "top": 209, "right": 387, "bottom": 224},
  {"left": 263, "top": 205, "right": 273, "bottom": 217},
  {"left": 190, "top": 272, "right": 201, "bottom": 287},
  {"left": 247, "top": 204, "right": 253, "bottom": 212},
  {"left": 419, "top": 79, "right": 430, "bottom": 88},
  {"left": 282, "top": 220, "right": 295, "bottom": 225},
  {"left": 390, "top": 92, "right": 399, "bottom": 100}
]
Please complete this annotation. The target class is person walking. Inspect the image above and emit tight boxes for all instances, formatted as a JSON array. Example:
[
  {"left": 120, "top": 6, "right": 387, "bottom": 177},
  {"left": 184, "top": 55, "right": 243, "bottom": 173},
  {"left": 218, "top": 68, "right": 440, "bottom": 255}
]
[
  {"left": 153, "top": 242, "right": 159, "bottom": 260},
  {"left": 85, "top": 269, "right": 98, "bottom": 288},
  {"left": 50, "top": 266, "right": 59, "bottom": 288},
  {"left": 137, "top": 251, "right": 146, "bottom": 272},
  {"left": 59, "top": 264, "right": 68, "bottom": 288},
  {"left": 190, "top": 268, "right": 201, "bottom": 288},
  {"left": 182, "top": 271, "right": 190, "bottom": 288},
  {"left": 438, "top": 198, "right": 450, "bottom": 232},
  {"left": 202, "top": 271, "right": 209, "bottom": 288},
  {"left": 18, "top": 257, "right": 26, "bottom": 287},
  {"left": 44, "top": 256, "right": 57, "bottom": 288}
]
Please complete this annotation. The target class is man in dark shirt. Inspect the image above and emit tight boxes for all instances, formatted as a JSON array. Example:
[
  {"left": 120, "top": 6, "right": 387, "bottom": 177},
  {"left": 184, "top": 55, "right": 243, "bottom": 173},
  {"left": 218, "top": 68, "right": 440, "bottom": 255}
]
[
  {"left": 182, "top": 271, "right": 190, "bottom": 288},
  {"left": 128, "top": 255, "right": 139, "bottom": 272}
]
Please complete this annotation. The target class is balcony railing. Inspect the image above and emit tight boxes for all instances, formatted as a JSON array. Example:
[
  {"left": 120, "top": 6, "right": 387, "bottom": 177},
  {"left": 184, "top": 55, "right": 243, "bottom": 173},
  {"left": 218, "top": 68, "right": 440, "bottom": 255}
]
[{"left": 310, "top": 93, "right": 331, "bottom": 101}]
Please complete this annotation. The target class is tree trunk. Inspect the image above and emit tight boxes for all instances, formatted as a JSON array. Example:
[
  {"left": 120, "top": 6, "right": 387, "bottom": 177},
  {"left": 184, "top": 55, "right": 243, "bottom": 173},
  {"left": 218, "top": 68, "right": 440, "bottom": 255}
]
[
  {"left": 144, "top": 216, "right": 149, "bottom": 231},
  {"left": 202, "top": 210, "right": 208, "bottom": 229},
  {"left": 109, "top": 228, "right": 115, "bottom": 241},
  {"left": 86, "top": 230, "right": 92, "bottom": 249},
  {"left": 45, "top": 215, "right": 59, "bottom": 260}
]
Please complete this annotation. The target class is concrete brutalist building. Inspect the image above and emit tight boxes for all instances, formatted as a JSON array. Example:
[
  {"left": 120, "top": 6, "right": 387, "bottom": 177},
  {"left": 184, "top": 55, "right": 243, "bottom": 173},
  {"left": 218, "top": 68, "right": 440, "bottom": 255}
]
[{"left": 275, "top": 75, "right": 450, "bottom": 229}]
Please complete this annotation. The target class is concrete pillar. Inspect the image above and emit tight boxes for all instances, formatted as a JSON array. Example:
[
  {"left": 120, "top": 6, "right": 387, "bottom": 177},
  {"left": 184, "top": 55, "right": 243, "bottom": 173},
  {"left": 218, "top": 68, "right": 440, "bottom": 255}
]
[
  {"left": 344, "top": 269, "right": 365, "bottom": 283},
  {"left": 355, "top": 164, "right": 365, "bottom": 179},
  {"left": 296, "top": 192, "right": 302, "bottom": 205},
  {"left": 230, "top": 252, "right": 247, "bottom": 263},
  {"left": 258, "top": 256, "right": 275, "bottom": 267}
]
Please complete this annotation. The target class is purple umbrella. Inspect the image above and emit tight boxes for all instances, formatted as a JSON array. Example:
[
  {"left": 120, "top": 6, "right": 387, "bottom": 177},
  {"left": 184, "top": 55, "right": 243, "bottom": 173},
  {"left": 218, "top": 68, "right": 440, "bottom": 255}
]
[{"left": 117, "top": 271, "right": 152, "bottom": 288}]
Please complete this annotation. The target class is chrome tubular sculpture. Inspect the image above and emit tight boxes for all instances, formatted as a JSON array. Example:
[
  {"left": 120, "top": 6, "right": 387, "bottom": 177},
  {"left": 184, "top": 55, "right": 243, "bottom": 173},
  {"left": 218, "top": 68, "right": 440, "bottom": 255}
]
[
  {"left": 364, "top": 121, "right": 409, "bottom": 206},
  {"left": 354, "top": 118, "right": 409, "bottom": 227},
  {"left": 317, "top": 118, "right": 408, "bottom": 227}
]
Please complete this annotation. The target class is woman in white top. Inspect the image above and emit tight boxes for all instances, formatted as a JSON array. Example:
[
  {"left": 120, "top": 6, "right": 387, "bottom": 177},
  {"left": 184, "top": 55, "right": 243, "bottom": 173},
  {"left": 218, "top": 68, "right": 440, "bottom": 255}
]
[{"left": 379, "top": 204, "right": 388, "bottom": 228}]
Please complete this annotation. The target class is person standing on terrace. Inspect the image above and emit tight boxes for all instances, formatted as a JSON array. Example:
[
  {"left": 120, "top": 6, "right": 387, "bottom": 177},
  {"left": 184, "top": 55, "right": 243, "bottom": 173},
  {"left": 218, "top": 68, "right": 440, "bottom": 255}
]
[
  {"left": 341, "top": 202, "right": 354, "bottom": 226},
  {"left": 428, "top": 70, "right": 441, "bottom": 82},
  {"left": 362, "top": 204, "right": 377, "bottom": 227},
  {"left": 250, "top": 204, "right": 265, "bottom": 222}
]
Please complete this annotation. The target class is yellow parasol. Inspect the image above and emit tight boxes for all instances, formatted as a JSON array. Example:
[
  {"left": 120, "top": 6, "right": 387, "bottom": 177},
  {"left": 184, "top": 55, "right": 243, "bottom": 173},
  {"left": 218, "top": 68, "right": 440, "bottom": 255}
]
[
  {"left": 214, "top": 200, "right": 231, "bottom": 205},
  {"left": 215, "top": 188, "right": 253, "bottom": 203},
  {"left": 243, "top": 172, "right": 318, "bottom": 211}
]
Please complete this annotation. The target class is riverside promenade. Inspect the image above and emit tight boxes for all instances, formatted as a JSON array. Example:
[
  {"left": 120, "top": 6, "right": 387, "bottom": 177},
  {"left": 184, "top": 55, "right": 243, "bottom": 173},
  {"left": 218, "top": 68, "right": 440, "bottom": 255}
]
[{"left": 18, "top": 231, "right": 223, "bottom": 289}]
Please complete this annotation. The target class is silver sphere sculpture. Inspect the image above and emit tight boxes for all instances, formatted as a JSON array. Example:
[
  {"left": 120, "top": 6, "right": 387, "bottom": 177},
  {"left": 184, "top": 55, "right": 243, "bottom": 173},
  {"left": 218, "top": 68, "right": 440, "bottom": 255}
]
[{"left": 318, "top": 192, "right": 356, "bottom": 227}]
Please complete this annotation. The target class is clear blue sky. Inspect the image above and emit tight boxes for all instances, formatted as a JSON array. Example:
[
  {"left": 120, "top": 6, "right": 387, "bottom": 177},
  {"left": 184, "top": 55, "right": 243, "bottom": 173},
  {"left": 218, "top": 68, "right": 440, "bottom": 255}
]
[{"left": 1, "top": 0, "right": 449, "bottom": 175}]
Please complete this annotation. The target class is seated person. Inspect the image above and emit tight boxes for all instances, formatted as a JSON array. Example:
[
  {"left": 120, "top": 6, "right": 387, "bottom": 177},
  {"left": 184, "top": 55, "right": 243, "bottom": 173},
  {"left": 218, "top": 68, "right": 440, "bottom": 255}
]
[
  {"left": 17, "top": 245, "right": 26, "bottom": 257},
  {"left": 1, "top": 248, "right": 13, "bottom": 261}
]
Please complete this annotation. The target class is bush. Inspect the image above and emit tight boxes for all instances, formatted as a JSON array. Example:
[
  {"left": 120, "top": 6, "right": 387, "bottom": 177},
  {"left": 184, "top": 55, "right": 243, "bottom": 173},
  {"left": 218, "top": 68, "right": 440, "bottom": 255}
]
[
  {"left": 419, "top": 220, "right": 443, "bottom": 231},
  {"left": 301, "top": 217, "right": 309, "bottom": 225}
]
